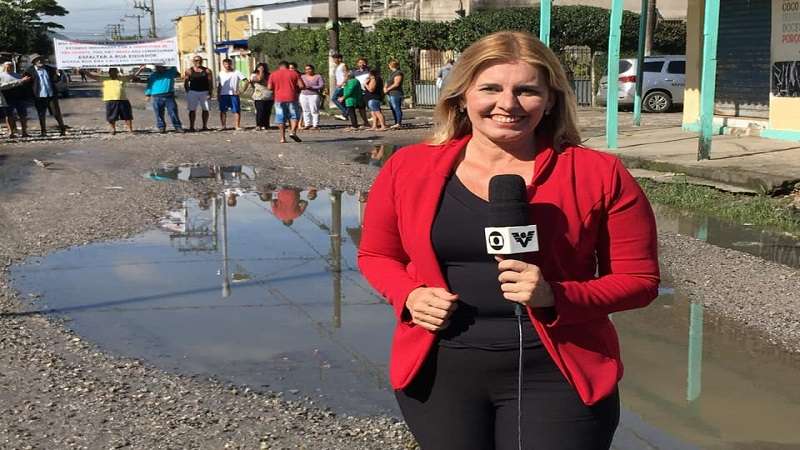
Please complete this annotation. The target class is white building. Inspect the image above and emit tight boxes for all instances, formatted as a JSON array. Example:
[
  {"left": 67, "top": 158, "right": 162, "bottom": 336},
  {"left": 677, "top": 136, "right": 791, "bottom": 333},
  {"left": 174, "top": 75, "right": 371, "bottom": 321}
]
[
  {"left": 357, "top": 0, "right": 687, "bottom": 27},
  {"left": 246, "top": 0, "right": 358, "bottom": 37}
]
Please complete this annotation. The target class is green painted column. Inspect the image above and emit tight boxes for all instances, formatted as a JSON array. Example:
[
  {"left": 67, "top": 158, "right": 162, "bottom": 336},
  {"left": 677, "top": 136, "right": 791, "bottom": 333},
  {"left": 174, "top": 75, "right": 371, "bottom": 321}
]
[
  {"left": 633, "top": 0, "right": 649, "bottom": 126},
  {"left": 605, "top": 0, "right": 624, "bottom": 149},
  {"left": 330, "top": 190, "right": 343, "bottom": 328},
  {"left": 539, "top": 0, "right": 552, "bottom": 46},
  {"left": 687, "top": 301, "right": 704, "bottom": 402},
  {"left": 698, "top": 0, "right": 721, "bottom": 160}
]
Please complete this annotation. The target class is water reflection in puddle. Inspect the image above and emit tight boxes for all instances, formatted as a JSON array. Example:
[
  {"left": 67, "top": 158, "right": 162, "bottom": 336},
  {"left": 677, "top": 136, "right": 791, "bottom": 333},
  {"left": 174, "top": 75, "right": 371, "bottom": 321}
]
[
  {"left": 144, "top": 164, "right": 257, "bottom": 184},
  {"left": 10, "top": 190, "right": 800, "bottom": 448},
  {"left": 353, "top": 144, "right": 398, "bottom": 168},
  {"left": 654, "top": 204, "right": 800, "bottom": 269}
]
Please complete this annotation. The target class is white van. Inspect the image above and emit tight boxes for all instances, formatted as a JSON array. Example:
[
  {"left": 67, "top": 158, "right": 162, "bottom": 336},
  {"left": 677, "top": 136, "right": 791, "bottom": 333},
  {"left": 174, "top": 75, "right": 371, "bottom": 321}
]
[{"left": 596, "top": 55, "right": 686, "bottom": 113}]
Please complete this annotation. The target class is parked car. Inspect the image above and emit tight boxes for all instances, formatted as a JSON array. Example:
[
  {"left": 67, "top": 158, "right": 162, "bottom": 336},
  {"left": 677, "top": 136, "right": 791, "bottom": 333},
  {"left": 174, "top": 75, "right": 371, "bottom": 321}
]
[
  {"left": 596, "top": 55, "right": 686, "bottom": 113},
  {"left": 134, "top": 67, "right": 153, "bottom": 82},
  {"left": 56, "top": 69, "right": 70, "bottom": 98}
]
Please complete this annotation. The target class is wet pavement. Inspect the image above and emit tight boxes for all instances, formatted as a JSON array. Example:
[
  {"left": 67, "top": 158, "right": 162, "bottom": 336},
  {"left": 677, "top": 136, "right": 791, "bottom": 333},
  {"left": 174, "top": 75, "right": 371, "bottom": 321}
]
[{"left": 9, "top": 183, "right": 800, "bottom": 449}]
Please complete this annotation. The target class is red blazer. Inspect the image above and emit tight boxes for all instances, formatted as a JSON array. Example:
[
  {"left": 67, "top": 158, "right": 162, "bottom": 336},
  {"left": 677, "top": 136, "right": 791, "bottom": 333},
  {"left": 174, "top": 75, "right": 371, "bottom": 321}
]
[{"left": 357, "top": 135, "right": 660, "bottom": 405}]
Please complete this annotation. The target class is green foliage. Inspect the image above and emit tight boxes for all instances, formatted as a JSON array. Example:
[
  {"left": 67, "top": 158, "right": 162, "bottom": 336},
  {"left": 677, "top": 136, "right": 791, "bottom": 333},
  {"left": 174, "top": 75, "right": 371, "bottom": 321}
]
[
  {"left": 449, "top": 8, "right": 539, "bottom": 51},
  {"left": 638, "top": 178, "right": 800, "bottom": 235},
  {"left": 0, "top": 0, "right": 68, "bottom": 56},
  {"left": 653, "top": 20, "right": 687, "bottom": 54},
  {"left": 248, "top": 6, "right": 686, "bottom": 95}
]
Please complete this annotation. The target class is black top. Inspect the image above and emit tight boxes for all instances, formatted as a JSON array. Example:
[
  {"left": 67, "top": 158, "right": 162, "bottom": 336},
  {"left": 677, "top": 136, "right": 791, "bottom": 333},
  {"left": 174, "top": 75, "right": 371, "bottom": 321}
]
[
  {"left": 387, "top": 70, "right": 404, "bottom": 97},
  {"left": 187, "top": 67, "right": 211, "bottom": 92},
  {"left": 363, "top": 76, "right": 384, "bottom": 102},
  {"left": 431, "top": 175, "right": 541, "bottom": 350}
]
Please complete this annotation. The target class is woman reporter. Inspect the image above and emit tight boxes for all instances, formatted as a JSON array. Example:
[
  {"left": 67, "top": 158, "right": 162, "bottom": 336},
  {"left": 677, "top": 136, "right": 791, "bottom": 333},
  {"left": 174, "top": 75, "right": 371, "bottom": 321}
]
[{"left": 357, "top": 31, "right": 659, "bottom": 450}]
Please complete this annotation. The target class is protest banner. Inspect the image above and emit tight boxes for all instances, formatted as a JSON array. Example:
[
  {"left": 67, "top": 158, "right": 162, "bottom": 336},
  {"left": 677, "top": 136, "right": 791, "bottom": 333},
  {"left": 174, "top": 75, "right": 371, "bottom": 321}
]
[{"left": 53, "top": 37, "right": 179, "bottom": 68}]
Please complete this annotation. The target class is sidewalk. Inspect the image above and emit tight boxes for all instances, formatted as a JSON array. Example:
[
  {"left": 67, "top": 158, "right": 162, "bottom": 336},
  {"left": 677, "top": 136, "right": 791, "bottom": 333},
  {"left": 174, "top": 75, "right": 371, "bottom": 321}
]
[{"left": 580, "top": 112, "right": 800, "bottom": 193}]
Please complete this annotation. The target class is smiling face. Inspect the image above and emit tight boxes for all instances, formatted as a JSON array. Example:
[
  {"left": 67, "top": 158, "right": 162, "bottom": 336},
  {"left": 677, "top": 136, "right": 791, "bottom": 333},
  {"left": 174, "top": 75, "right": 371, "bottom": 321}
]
[{"left": 463, "top": 60, "right": 554, "bottom": 146}]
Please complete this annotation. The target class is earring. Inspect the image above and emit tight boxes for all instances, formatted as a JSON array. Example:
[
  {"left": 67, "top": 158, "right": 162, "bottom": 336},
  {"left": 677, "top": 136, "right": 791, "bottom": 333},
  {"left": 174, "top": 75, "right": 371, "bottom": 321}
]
[{"left": 545, "top": 109, "right": 551, "bottom": 115}]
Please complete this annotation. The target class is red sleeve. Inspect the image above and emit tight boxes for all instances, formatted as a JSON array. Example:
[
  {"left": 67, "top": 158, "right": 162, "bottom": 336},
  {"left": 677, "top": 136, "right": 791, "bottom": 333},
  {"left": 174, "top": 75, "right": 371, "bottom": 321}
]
[
  {"left": 357, "top": 156, "right": 425, "bottom": 321},
  {"left": 267, "top": 73, "right": 274, "bottom": 90},
  {"left": 533, "top": 158, "right": 660, "bottom": 327}
]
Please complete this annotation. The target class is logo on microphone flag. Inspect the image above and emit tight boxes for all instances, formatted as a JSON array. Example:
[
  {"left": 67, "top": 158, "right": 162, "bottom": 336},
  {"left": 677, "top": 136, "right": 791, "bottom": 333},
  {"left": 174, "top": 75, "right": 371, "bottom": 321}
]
[{"left": 484, "top": 225, "right": 539, "bottom": 254}]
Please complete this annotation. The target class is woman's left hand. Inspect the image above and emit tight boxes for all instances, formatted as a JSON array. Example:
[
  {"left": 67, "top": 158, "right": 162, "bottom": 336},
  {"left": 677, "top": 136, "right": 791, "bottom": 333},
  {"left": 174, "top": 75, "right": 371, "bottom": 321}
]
[{"left": 496, "top": 257, "right": 555, "bottom": 309}]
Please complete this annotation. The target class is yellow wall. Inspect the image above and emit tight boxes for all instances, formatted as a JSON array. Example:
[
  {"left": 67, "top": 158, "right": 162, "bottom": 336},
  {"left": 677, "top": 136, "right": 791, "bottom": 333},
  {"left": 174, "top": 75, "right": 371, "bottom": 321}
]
[
  {"left": 682, "top": 0, "right": 703, "bottom": 128},
  {"left": 175, "top": 8, "right": 254, "bottom": 72},
  {"left": 769, "top": 97, "right": 800, "bottom": 132}
]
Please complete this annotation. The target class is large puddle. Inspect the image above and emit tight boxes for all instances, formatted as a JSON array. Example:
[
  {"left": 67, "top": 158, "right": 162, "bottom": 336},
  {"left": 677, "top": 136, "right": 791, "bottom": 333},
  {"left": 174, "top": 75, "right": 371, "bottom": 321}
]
[{"left": 9, "top": 185, "right": 800, "bottom": 448}]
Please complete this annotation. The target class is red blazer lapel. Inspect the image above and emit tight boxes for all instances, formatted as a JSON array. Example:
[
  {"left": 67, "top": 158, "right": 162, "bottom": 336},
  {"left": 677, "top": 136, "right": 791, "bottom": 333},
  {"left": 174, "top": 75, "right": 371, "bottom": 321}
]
[{"left": 402, "top": 135, "right": 470, "bottom": 291}]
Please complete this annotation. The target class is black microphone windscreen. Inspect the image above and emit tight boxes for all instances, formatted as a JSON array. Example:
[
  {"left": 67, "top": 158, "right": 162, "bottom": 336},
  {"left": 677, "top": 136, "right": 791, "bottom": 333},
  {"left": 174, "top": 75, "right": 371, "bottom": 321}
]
[{"left": 488, "top": 174, "right": 528, "bottom": 227}]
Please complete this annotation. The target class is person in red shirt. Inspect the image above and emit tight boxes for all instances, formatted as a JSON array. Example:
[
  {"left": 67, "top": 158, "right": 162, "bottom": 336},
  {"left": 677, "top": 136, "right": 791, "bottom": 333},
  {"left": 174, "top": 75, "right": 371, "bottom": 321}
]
[
  {"left": 267, "top": 61, "right": 305, "bottom": 144},
  {"left": 271, "top": 188, "right": 308, "bottom": 226},
  {"left": 358, "top": 31, "right": 659, "bottom": 449}
]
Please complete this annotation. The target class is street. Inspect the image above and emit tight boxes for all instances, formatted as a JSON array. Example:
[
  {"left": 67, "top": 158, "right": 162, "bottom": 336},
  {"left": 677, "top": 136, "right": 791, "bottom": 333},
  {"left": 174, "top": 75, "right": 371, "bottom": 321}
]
[{"left": 1, "top": 81, "right": 799, "bottom": 449}]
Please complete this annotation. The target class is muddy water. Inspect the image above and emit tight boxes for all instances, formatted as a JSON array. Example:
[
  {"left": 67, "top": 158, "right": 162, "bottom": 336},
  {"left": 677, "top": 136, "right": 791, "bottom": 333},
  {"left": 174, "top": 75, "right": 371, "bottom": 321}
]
[
  {"left": 654, "top": 204, "right": 800, "bottom": 269},
  {"left": 10, "top": 189, "right": 800, "bottom": 448}
]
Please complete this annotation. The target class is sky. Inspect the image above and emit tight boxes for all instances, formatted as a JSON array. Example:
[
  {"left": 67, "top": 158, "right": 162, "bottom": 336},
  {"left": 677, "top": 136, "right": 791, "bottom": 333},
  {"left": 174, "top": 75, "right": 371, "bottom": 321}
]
[{"left": 48, "top": 0, "right": 256, "bottom": 40}]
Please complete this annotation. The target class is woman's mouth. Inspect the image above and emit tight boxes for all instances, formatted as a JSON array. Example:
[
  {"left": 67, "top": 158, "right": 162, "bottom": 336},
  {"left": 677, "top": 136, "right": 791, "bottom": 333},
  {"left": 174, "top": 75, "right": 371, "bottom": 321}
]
[{"left": 489, "top": 114, "right": 524, "bottom": 124}]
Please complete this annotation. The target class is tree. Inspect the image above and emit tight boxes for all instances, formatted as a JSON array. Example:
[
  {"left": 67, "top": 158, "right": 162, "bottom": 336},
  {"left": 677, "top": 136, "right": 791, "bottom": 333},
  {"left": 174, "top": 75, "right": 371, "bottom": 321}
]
[{"left": 0, "top": 0, "right": 68, "bottom": 56}]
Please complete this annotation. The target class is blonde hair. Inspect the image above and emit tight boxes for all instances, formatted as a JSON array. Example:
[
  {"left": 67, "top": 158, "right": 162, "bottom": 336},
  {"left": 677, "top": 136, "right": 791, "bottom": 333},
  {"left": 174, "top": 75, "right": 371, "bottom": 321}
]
[{"left": 430, "top": 31, "right": 581, "bottom": 151}]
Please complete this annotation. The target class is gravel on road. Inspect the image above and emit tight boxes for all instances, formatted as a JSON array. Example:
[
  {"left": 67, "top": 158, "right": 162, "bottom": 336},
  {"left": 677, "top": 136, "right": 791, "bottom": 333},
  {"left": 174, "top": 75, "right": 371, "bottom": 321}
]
[{"left": 0, "top": 83, "right": 797, "bottom": 449}]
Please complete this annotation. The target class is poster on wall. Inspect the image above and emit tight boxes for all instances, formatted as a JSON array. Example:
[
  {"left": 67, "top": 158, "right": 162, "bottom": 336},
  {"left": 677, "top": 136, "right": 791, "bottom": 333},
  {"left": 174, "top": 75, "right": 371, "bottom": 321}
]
[
  {"left": 772, "top": 0, "right": 800, "bottom": 96},
  {"left": 54, "top": 37, "right": 179, "bottom": 69}
]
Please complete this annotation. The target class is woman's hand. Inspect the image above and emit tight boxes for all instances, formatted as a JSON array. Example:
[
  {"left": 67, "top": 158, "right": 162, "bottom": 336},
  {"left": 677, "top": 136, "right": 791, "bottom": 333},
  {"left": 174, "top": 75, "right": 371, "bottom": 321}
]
[
  {"left": 497, "top": 257, "right": 555, "bottom": 309},
  {"left": 404, "top": 287, "right": 459, "bottom": 332}
]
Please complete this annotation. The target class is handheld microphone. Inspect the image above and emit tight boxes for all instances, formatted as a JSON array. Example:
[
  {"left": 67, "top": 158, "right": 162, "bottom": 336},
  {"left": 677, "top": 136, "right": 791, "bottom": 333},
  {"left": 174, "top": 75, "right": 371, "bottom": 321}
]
[
  {"left": 485, "top": 174, "right": 539, "bottom": 258},
  {"left": 485, "top": 174, "right": 536, "bottom": 450}
]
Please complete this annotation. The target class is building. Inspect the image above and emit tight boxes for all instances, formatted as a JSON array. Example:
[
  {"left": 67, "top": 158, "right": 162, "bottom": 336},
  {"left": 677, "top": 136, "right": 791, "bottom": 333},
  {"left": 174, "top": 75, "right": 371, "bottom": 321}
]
[
  {"left": 357, "top": 0, "right": 687, "bottom": 27},
  {"left": 682, "top": 0, "right": 800, "bottom": 142},
  {"left": 174, "top": 4, "right": 261, "bottom": 73},
  {"left": 247, "top": 0, "right": 357, "bottom": 37},
  {"left": 174, "top": 1, "right": 356, "bottom": 73}
]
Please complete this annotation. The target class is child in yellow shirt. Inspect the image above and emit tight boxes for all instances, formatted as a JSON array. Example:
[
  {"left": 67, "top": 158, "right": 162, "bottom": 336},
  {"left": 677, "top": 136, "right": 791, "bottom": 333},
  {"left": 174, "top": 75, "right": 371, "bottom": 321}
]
[{"left": 87, "top": 66, "right": 144, "bottom": 135}]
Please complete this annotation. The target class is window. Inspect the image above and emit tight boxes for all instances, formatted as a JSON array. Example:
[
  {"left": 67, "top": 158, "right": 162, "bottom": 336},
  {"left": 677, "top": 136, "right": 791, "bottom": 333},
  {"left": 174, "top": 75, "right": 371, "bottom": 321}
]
[
  {"left": 667, "top": 61, "right": 686, "bottom": 74},
  {"left": 642, "top": 61, "right": 665, "bottom": 73},
  {"left": 619, "top": 61, "right": 633, "bottom": 73}
]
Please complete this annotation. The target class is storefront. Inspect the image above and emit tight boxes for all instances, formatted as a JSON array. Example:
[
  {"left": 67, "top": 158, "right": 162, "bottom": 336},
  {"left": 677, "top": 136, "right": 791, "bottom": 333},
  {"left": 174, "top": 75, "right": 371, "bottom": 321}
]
[{"left": 682, "top": 0, "right": 800, "bottom": 141}]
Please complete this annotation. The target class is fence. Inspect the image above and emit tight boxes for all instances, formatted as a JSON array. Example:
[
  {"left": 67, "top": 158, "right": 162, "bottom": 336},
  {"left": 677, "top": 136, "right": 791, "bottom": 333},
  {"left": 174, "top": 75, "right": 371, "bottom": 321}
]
[
  {"left": 559, "top": 45, "right": 594, "bottom": 106},
  {"left": 414, "top": 46, "right": 596, "bottom": 107}
]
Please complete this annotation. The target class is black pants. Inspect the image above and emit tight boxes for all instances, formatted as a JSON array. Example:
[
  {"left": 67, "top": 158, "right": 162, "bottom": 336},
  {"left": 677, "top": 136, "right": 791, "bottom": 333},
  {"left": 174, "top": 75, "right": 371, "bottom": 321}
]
[
  {"left": 395, "top": 344, "right": 620, "bottom": 450},
  {"left": 254, "top": 99, "right": 274, "bottom": 128},
  {"left": 346, "top": 106, "right": 359, "bottom": 128}
]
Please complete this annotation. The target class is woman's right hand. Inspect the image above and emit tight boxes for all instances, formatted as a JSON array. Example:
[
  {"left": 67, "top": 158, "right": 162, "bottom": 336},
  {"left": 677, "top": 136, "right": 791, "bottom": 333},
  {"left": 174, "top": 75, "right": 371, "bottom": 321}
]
[{"left": 405, "top": 287, "right": 459, "bottom": 331}]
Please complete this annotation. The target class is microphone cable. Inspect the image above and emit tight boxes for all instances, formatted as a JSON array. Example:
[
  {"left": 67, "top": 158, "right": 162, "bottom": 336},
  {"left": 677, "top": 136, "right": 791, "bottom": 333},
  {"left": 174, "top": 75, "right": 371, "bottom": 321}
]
[{"left": 514, "top": 303, "right": 524, "bottom": 450}]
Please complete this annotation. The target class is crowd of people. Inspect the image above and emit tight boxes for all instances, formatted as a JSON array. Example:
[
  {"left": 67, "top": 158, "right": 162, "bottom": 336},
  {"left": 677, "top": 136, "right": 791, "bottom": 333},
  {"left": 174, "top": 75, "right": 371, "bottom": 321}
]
[
  {"left": 0, "top": 53, "right": 419, "bottom": 143},
  {"left": 0, "top": 54, "right": 68, "bottom": 138}
]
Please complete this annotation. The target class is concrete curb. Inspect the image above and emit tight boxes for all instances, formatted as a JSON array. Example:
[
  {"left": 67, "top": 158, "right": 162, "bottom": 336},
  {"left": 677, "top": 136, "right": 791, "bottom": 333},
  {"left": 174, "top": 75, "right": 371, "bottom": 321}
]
[{"left": 614, "top": 153, "right": 800, "bottom": 194}]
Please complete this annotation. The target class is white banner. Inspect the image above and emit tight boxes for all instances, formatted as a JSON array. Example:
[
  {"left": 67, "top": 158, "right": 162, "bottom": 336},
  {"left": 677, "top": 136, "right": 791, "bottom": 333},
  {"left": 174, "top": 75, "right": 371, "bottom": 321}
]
[
  {"left": 53, "top": 37, "right": 179, "bottom": 69},
  {"left": 772, "top": 0, "right": 800, "bottom": 96}
]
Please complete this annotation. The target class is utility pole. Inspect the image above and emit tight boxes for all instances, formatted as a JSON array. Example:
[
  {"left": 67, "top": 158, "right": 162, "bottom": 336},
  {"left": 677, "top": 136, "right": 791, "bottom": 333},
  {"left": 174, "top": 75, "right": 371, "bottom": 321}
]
[
  {"left": 215, "top": 0, "right": 221, "bottom": 42},
  {"left": 223, "top": 0, "right": 229, "bottom": 41},
  {"left": 328, "top": 0, "right": 340, "bottom": 109},
  {"left": 125, "top": 13, "right": 145, "bottom": 39},
  {"left": 197, "top": 6, "right": 204, "bottom": 48},
  {"left": 205, "top": 0, "right": 217, "bottom": 72},
  {"left": 644, "top": 0, "right": 656, "bottom": 56},
  {"left": 134, "top": 0, "right": 157, "bottom": 38}
]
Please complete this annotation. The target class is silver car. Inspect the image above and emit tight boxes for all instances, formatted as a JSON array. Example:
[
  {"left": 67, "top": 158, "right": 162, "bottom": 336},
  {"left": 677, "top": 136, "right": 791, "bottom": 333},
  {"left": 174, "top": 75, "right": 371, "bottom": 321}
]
[{"left": 596, "top": 55, "right": 686, "bottom": 113}]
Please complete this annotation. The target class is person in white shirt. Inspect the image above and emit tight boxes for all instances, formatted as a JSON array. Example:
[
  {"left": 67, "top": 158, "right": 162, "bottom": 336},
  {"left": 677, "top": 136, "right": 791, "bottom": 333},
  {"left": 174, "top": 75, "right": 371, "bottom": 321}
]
[
  {"left": 216, "top": 58, "right": 247, "bottom": 130},
  {"left": 331, "top": 53, "right": 349, "bottom": 121}
]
